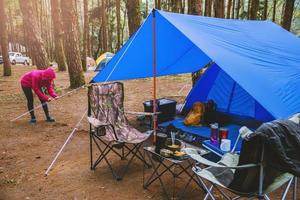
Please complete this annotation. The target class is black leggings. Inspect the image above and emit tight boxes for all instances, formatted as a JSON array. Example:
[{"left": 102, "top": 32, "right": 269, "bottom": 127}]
[{"left": 22, "top": 87, "right": 49, "bottom": 119}]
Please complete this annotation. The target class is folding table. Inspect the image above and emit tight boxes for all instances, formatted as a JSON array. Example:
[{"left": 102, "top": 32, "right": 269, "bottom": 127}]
[{"left": 143, "top": 143, "right": 209, "bottom": 200}]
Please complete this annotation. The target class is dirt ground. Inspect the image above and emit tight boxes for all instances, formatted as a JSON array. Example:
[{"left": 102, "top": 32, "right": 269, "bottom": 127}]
[{"left": 0, "top": 66, "right": 298, "bottom": 200}]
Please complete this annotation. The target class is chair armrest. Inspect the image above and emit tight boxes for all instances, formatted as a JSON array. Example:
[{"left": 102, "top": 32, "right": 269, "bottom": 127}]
[
  {"left": 184, "top": 148, "right": 258, "bottom": 169},
  {"left": 87, "top": 116, "right": 110, "bottom": 128},
  {"left": 125, "top": 111, "right": 161, "bottom": 116}
]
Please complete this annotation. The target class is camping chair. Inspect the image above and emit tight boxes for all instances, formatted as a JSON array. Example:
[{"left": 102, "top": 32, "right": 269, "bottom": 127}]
[
  {"left": 184, "top": 113, "right": 300, "bottom": 200},
  {"left": 87, "top": 82, "right": 152, "bottom": 180}
]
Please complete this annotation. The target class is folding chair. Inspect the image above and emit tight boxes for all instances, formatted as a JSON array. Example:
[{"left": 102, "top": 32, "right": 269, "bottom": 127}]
[
  {"left": 87, "top": 82, "right": 152, "bottom": 180},
  {"left": 185, "top": 114, "right": 300, "bottom": 200}
]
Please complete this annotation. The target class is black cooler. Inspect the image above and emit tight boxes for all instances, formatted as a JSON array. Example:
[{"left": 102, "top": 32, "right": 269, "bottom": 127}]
[{"left": 143, "top": 98, "right": 177, "bottom": 123}]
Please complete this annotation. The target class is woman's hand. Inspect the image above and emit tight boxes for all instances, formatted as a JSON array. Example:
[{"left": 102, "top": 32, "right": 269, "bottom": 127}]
[
  {"left": 54, "top": 96, "right": 60, "bottom": 100},
  {"left": 47, "top": 98, "right": 53, "bottom": 102}
]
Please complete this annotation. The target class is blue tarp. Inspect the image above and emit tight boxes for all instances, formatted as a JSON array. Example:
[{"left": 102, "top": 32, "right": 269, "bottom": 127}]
[{"left": 93, "top": 9, "right": 300, "bottom": 120}]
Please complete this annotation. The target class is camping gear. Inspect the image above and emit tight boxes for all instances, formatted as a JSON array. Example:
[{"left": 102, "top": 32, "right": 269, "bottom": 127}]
[
  {"left": 210, "top": 123, "right": 219, "bottom": 145},
  {"left": 143, "top": 144, "right": 209, "bottom": 200},
  {"left": 165, "top": 138, "right": 182, "bottom": 152},
  {"left": 155, "top": 132, "right": 167, "bottom": 153},
  {"left": 95, "top": 52, "right": 114, "bottom": 71},
  {"left": 220, "top": 139, "right": 231, "bottom": 152},
  {"left": 92, "top": 9, "right": 300, "bottom": 122},
  {"left": 184, "top": 102, "right": 205, "bottom": 126},
  {"left": 219, "top": 127, "right": 228, "bottom": 143},
  {"left": 87, "top": 82, "right": 152, "bottom": 180},
  {"left": 185, "top": 117, "right": 298, "bottom": 200},
  {"left": 203, "top": 100, "right": 217, "bottom": 125},
  {"left": 143, "top": 98, "right": 177, "bottom": 123}
]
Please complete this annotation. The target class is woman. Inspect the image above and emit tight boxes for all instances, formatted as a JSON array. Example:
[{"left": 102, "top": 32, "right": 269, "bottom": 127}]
[{"left": 20, "top": 67, "right": 59, "bottom": 124}]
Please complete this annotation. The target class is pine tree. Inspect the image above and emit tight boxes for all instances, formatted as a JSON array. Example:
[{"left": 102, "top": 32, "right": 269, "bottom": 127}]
[
  {"left": 50, "top": 0, "right": 67, "bottom": 71},
  {"left": 125, "top": 0, "right": 141, "bottom": 36},
  {"left": 281, "top": 0, "right": 295, "bottom": 31},
  {"left": 61, "top": 0, "right": 85, "bottom": 88},
  {"left": 20, "top": 0, "right": 50, "bottom": 69},
  {"left": 0, "top": 0, "right": 12, "bottom": 76}
]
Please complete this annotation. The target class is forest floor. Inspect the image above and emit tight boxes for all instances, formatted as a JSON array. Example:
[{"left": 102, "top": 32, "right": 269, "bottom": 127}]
[{"left": 0, "top": 65, "right": 299, "bottom": 200}]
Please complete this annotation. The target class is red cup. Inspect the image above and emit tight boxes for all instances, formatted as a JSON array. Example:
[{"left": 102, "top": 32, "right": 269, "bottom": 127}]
[{"left": 219, "top": 127, "right": 228, "bottom": 144}]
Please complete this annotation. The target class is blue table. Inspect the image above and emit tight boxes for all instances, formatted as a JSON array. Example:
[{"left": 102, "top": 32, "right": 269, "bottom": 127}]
[{"left": 159, "top": 118, "right": 243, "bottom": 157}]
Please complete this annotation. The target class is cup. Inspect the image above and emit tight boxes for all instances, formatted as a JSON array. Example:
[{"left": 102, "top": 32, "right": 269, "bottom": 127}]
[
  {"left": 210, "top": 123, "right": 219, "bottom": 145},
  {"left": 220, "top": 139, "right": 231, "bottom": 152},
  {"left": 219, "top": 127, "right": 229, "bottom": 143}
]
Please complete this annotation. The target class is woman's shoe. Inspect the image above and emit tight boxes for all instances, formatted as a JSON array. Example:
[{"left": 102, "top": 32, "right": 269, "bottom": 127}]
[{"left": 46, "top": 116, "right": 55, "bottom": 122}]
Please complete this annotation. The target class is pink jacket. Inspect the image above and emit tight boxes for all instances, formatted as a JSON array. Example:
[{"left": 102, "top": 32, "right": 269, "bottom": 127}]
[{"left": 20, "top": 68, "right": 58, "bottom": 102}]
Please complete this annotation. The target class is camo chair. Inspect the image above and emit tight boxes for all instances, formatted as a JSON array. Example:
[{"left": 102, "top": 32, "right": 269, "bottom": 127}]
[
  {"left": 185, "top": 113, "right": 300, "bottom": 200},
  {"left": 87, "top": 82, "right": 152, "bottom": 180}
]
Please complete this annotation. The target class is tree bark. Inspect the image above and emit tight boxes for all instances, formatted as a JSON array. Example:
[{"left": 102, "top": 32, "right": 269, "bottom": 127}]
[
  {"left": 20, "top": 0, "right": 50, "bottom": 69},
  {"left": 125, "top": 0, "right": 141, "bottom": 36},
  {"left": 101, "top": 0, "right": 108, "bottom": 52},
  {"left": 214, "top": 0, "right": 225, "bottom": 18},
  {"left": 204, "top": 0, "right": 212, "bottom": 16},
  {"left": 188, "top": 0, "right": 202, "bottom": 85},
  {"left": 155, "top": 0, "right": 161, "bottom": 9},
  {"left": 50, "top": 0, "right": 67, "bottom": 71},
  {"left": 61, "top": 0, "right": 85, "bottom": 88},
  {"left": 272, "top": 0, "right": 277, "bottom": 22},
  {"left": 231, "top": 0, "right": 236, "bottom": 18},
  {"left": 82, "top": 0, "right": 89, "bottom": 71},
  {"left": 170, "top": 0, "right": 181, "bottom": 13},
  {"left": 227, "top": 0, "right": 232, "bottom": 19},
  {"left": 116, "top": 0, "right": 121, "bottom": 49},
  {"left": 281, "top": 0, "right": 295, "bottom": 31},
  {"left": 0, "top": 0, "right": 12, "bottom": 76},
  {"left": 235, "top": 0, "right": 241, "bottom": 19},
  {"left": 188, "top": 0, "right": 202, "bottom": 15},
  {"left": 263, "top": 0, "right": 268, "bottom": 20},
  {"left": 249, "top": 0, "right": 259, "bottom": 20}
]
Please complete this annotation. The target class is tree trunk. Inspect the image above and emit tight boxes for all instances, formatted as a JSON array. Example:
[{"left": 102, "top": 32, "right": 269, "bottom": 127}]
[
  {"left": 101, "top": 0, "right": 108, "bottom": 52},
  {"left": 227, "top": 0, "right": 232, "bottom": 19},
  {"left": 20, "top": 0, "right": 49, "bottom": 69},
  {"left": 170, "top": 0, "right": 181, "bottom": 13},
  {"left": 214, "top": 0, "right": 225, "bottom": 18},
  {"left": 263, "top": 0, "right": 268, "bottom": 20},
  {"left": 247, "top": 0, "right": 251, "bottom": 19},
  {"left": 82, "top": 0, "right": 89, "bottom": 71},
  {"left": 231, "top": 0, "right": 236, "bottom": 18},
  {"left": 249, "top": 0, "right": 259, "bottom": 20},
  {"left": 272, "top": 0, "right": 277, "bottom": 22},
  {"left": 50, "top": 0, "right": 67, "bottom": 71},
  {"left": 235, "top": 0, "right": 241, "bottom": 19},
  {"left": 204, "top": 0, "right": 212, "bottom": 16},
  {"left": 61, "top": 0, "right": 85, "bottom": 88},
  {"left": 125, "top": 0, "right": 141, "bottom": 36},
  {"left": 188, "top": 0, "right": 202, "bottom": 85},
  {"left": 116, "top": 0, "right": 121, "bottom": 49},
  {"left": 155, "top": 0, "right": 161, "bottom": 9},
  {"left": 188, "top": 0, "right": 202, "bottom": 15},
  {"left": 0, "top": 0, "right": 12, "bottom": 76},
  {"left": 281, "top": 0, "right": 295, "bottom": 31}
]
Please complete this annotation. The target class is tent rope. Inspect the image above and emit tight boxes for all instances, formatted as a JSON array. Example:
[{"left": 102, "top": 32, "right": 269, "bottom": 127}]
[
  {"left": 10, "top": 84, "right": 87, "bottom": 122},
  {"left": 45, "top": 109, "right": 87, "bottom": 176}
]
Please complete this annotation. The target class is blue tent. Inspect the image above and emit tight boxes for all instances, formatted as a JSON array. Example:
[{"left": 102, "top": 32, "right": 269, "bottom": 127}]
[{"left": 92, "top": 9, "right": 300, "bottom": 121}]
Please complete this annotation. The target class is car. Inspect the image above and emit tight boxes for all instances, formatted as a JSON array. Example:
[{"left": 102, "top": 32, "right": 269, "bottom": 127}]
[
  {"left": 9, "top": 52, "right": 30, "bottom": 65},
  {"left": 0, "top": 56, "right": 3, "bottom": 64}
]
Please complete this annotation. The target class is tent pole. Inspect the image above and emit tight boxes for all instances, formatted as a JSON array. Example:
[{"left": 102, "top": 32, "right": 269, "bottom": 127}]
[{"left": 152, "top": 9, "right": 157, "bottom": 144}]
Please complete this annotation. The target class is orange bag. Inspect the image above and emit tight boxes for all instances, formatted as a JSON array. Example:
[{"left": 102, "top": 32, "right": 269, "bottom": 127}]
[{"left": 184, "top": 102, "right": 205, "bottom": 126}]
